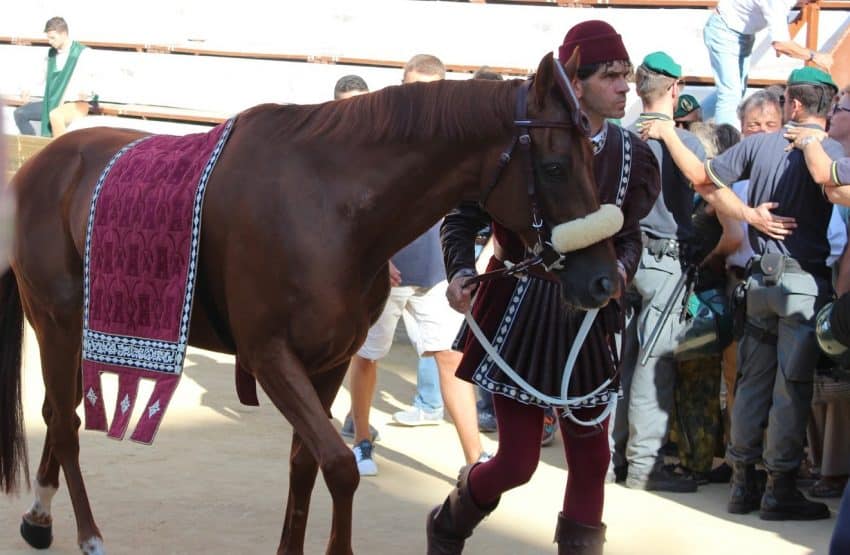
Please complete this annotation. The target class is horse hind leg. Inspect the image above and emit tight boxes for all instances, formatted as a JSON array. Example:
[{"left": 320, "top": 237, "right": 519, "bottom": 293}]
[
  {"left": 249, "top": 344, "right": 357, "bottom": 555},
  {"left": 279, "top": 363, "right": 350, "bottom": 555},
  {"left": 27, "top": 308, "right": 105, "bottom": 554},
  {"left": 20, "top": 402, "right": 61, "bottom": 549}
]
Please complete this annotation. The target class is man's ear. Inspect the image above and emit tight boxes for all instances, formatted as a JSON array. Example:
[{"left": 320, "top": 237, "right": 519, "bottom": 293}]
[{"left": 572, "top": 77, "right": 584, "bottom": 101}]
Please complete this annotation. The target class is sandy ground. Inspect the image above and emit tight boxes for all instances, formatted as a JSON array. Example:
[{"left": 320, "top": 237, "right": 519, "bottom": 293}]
[{"left": 0, "top": 326, "right": 840, "bottom": 555}]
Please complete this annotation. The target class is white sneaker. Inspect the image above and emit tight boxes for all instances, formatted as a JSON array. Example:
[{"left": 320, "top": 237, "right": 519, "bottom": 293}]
[
  {"left": 353, "top": 439, "right": 378, "bottom": 476},
  {"left": 391, "top": 407, "right": 444, "bottom": 427}
]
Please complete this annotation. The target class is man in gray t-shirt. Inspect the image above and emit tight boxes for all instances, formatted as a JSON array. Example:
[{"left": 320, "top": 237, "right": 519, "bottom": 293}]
[
  {"left": 641, "top": 66, "right": 841, "bottom": 521},
  {"left": 707, "top": 130, "right": 844, "bottom": 273},
  {"left": 615, "top": 51, "right": 706, "bottom": 493}
]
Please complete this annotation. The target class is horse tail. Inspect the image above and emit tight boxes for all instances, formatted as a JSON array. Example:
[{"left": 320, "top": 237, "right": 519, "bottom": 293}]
[{"left": 0, "top": 268, "right": 28, "bottom": 495}]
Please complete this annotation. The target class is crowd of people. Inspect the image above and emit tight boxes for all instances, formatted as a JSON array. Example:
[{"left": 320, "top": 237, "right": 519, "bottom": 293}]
[
  {"left": 325, "top": 7, "right": 848, "bottom": 555},
  {"left": 5, "top": 3, "right": 848, "bottom": 554}
]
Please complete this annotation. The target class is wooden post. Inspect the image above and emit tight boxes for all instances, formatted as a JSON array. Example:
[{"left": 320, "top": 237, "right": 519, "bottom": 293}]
[{"left": 803, "top": 1, "right": 820, "bottom": 53}]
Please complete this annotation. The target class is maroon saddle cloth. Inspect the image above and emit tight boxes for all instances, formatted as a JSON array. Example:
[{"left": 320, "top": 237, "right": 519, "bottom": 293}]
[{"left": 81, "top": 119, "right": 234, "bottom": 444}]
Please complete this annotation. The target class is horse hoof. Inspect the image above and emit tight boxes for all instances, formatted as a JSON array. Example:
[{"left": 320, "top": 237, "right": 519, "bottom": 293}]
[{"left": 20, "top": 518, "right": 53, "bottom": 549}]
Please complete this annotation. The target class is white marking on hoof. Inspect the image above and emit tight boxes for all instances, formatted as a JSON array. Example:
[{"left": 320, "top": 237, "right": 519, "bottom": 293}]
[
  {"left": 80, "top": 536, "right": 106, "bottom": 555},
  {"left": 26, "top": 482, "right": 58, "bottom": 525}
]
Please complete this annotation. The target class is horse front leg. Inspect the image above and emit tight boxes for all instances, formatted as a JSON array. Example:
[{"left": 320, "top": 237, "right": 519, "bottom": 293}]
[
  {"left": 279, "top": 433, "right": 320, "bottom": 554},
  {"left": 250, "top": 345, "right": 357, "bottom": 555},
  {"left": 279, "top": 363, "right": 349, "bottom": 555}
]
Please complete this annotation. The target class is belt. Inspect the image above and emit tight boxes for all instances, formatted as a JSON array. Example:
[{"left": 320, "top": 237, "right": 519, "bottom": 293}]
[
  {"left": 641, "top": 232, "right": 679, "bottom": 260},
  {"left": 746, "top": 255, "right": 830, "bottom": 282}
]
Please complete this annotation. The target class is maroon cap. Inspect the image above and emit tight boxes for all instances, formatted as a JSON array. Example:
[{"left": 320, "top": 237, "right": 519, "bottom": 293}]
[{"left": 558, "top": 20, "right": 630, "bottom": 66}]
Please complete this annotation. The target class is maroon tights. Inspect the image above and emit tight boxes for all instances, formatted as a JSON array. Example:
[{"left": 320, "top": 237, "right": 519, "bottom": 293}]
[{"left": 468, "top": 393, "right": 610, "bottom": 526}]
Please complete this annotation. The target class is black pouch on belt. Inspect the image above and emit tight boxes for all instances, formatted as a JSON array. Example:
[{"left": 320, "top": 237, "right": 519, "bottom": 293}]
[
  {"left": 731, "top": 280, "right": 748, "bottom": 340},
  {"left": 760, "top": 253, "right": 785, "bottom": 286}
]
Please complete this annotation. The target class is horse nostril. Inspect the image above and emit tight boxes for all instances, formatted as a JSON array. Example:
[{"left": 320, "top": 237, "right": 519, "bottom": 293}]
[{"left": 592, "top": 276, "right": 614, "bottom": 302}]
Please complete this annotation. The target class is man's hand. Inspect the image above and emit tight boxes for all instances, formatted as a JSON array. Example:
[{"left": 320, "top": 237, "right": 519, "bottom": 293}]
[
  {"left": 389, "top": 261, "right": 402, "bottom": 287},
  {"left": 745, "top": 202, "right": 797, "bottom": 240},
  {"left": 637, "top": 118, "right": 675, "bottom": 142},
  {"left": 446, "top": 272, "right": 478, "bottom": 314},
  {"left": 783, "top": 125, "right": 827, "bottom": 151}
]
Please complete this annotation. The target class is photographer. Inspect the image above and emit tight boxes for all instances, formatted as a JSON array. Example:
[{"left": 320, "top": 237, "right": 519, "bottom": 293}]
[{"left": 641, "top": 67, "right": 843, "bottom": 520}]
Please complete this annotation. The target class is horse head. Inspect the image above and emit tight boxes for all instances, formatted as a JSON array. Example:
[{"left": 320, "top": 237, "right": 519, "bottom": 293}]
[{"left": 481, "top": 51, "right": 621, "bottom": 310}]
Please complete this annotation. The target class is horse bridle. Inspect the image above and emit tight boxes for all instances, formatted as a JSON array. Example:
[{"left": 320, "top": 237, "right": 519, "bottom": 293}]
[{"left": 474, "top": 57, "right": 591, "bottom": 284}]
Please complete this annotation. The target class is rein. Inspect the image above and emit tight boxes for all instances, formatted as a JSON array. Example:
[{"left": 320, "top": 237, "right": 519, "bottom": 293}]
[{"left": 466, "top": 59, "right": 620, "bottom": 427}]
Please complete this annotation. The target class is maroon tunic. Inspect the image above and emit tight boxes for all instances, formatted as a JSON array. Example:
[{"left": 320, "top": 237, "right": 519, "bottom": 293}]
[{"left": 443, "top": 123, "right": 660, "bottom": 408}]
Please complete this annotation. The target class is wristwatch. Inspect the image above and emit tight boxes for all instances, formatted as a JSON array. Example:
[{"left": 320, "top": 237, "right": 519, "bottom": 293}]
[{"left": 808, "top": 50, "right": 816, "bottom": 62}]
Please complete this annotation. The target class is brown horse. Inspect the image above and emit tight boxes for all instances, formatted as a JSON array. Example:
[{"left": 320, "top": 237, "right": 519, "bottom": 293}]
[{"left": 0, "top": 52, "right": 618, "bottom": 554}]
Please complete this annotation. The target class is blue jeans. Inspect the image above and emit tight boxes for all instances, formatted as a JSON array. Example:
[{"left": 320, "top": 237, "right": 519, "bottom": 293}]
[
  {"left": 14, "top": 101, "right": 43, "bottom": 135},
  {"left": 703, "top": 13, "right": 755, "bottom": 128},
  {"left": 832, "top": 483, "right": 850, "bottom": 554},
  {"left": 413, "top": 356, "right": 443, "bottom": 412}
]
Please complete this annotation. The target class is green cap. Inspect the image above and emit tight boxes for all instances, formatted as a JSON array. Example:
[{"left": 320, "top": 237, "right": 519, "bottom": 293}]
[
  {"left": 674, "top": 94, "right": 701, "bottom": 119},
  {"left": 642, "top": 51, "right": 682, "bottom": 79},
  {"left": 787, "top": 67, "right": 837, "bottom": 91}
]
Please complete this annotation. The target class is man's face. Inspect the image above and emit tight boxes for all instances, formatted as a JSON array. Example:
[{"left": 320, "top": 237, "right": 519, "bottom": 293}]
[
  {"left": 741, "top": 104, "right": 782, "bottom": 137},
  {"left": 828, "top": 92, "right": 850, "bottom": 144},
  {"left": 403, "top": 70, "right": 442, "bottom": 85},
  {"left": 675, "top": 109, "right": 702, "bottom": 129},
  {"left": 45, "top": 30, "right": 68, "bottom": 50},
  {"left": 574, "top": 60, "right": 632, "bottom": 121}
]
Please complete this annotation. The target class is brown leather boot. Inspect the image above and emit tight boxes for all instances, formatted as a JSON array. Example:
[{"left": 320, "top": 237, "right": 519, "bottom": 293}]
[
  {"left": 727, "top": 463, "right": 762, "bottom": 514},
  {"left": 760, "top": 470, "right": 830, "bottom": 521},
  {"left": 554, "top": 513, "right": 606, "bottom": 555},
  {"left": 426, "top": 464, "right": 499, "bottom": 555}
]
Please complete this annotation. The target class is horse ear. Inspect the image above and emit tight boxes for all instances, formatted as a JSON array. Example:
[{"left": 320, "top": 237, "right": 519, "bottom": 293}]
[
  {"left": 533, "top": 52, "right": 556, "bottom": 108},
  {"left": 563, "top": 46, "right": 581, "bottom": 82}
]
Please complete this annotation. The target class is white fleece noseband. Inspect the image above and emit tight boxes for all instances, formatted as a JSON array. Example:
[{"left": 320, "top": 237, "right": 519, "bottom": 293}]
[{"left": 550, "top": 204, "right": 623, "bottom": 253}]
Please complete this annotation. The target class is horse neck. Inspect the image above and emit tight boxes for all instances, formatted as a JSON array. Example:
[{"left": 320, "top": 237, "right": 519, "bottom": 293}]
[{"left": 350, "top": 141, "right": 493, "bottom": 267}]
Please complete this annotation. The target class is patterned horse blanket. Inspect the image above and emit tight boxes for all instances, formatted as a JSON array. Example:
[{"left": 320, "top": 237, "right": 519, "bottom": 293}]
[{"left": 81, "top": 119, "right": 234, "bottom": 444}]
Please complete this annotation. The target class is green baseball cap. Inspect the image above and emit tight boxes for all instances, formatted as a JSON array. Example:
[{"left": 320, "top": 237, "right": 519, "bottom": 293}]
[
  {"left": 642, "top": 51, "right": 682, "bottom": 79},
  {"left": 787, "top": 67, "right": 837, "bottom": 92},
  {"left": 675, "top": 94, "right": 701, "bottom": 119}
]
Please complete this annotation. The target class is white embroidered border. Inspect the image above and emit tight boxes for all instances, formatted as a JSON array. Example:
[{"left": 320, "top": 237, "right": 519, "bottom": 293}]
[
  {"left": 616, "top": 129, "right": 632, "bottom": 208},
  {"left": 82, "top": 118, "right": 235, "bottom": 374},
  {"left": 470, "top": 277, "right": 618, "bottom": 409},
  {"left": 470, "top": 130, "right": 632, "bottom": 408}
]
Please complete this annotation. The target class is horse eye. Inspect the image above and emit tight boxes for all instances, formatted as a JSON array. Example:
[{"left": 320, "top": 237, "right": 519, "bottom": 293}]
[{"left": 542, "top": 162, "right": 564, "bottom": 177}]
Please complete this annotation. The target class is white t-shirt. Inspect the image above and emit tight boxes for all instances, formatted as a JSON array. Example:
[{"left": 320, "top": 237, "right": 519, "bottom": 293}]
[
  {"left": 726, "top": 179, "right": 846, "bottom": 269},
  {"left": 716, "top": 0, "right": 795, "bottom": 41},
  {"left": 39, "top": 40, "right": 97, "bottom": 104},
  {"left": 61, "top": 46, "right": 97, "bottom": 104}
]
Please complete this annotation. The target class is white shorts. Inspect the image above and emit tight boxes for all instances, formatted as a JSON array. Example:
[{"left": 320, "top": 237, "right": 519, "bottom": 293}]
[{"left": 357, "top": 281, "right": 464, "bottom": 360}]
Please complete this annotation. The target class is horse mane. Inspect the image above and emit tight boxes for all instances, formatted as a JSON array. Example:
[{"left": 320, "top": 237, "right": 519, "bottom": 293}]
[{"left": 265, "top": 78, "right": 522, "bottom": 145}]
